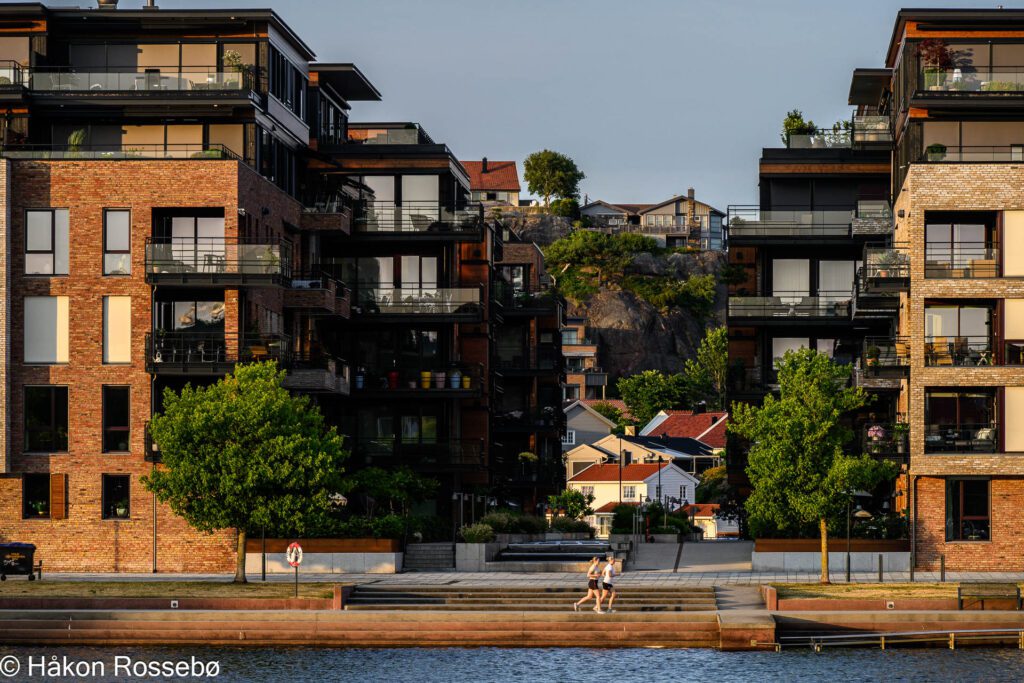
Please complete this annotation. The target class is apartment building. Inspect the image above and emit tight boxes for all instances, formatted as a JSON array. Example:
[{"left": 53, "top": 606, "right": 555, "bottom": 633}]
[
  {"left": 580, "top": 188, "right": 726, "bottom": 250},
  {"left": 0, "top": 1, "right": 562, "bottom": 571},
  {"left": 851, "top": 9, "right": 1024, "bottom": 571},
  {"left": 725, "top": 111, "right": 901, "bottom": 501},
  {"left": 561, "top": 315, "right": 607, "bottom": 402}
]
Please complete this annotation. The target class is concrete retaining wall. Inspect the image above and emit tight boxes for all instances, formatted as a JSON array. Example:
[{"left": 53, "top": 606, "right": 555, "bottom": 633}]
[
  {"left": 244, "top": 552, "right": 402, "bottom": 574},
  {"left": 752, "top": 550, "right": 910, "bottom": 572},
  {"left": 454, "top": 543, "right": 501, "bottom": 572}
]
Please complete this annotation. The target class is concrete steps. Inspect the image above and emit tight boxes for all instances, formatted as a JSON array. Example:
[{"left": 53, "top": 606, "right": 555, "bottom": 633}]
[{"left": 403, "top": 543, "right": 454, "bottom": 570}]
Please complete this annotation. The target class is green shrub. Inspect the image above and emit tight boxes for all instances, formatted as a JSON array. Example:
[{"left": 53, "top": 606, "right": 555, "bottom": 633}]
[
  {"left": 479, "top": 511, "right": 517, "bottom": 533},
  {"left": 459, "top": 523, "right": 496, "bottom": 543},
  {"left": 549, "top": 197, "right": 579, "bottom": 218},
  {"left": 513, "top": 514, "right": 548, "bottom": 534},
  {"left": 371, "top": 514, "right": 406, "bottom": 539},
  {"left": 611, "top": 504, "right": 639, "bottom": 533},
  {"left": 407, "top": 514, "right": 451, "bottom": 542},
  {"left": 549, "top": 517, "right": 593, "bottom": 534}
]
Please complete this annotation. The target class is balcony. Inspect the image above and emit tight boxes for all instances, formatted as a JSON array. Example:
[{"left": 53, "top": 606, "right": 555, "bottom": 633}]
[
  {"left": 493, "top": 406, "right": 562, "bottom": 433},
  {"left": 861, "top": 244, "right": 910, "bottom": 292},
  {"left": 0, "top": 61, "right": 25, "bottom": 89},
  {"left": 145, "top": 333, "right": 289, "bottom": 375},
  {"left": 496, "top": 346, "right": 561, "bottom": 376},
  {"left": 784, "top": 130, "right": 851, "bottom": 149},
  {"left": 852, "top": 115, "right": 892, "bottom": 146},
  {"left": 282, "top": 355, "right": 350, "bottom": 395},
  {"left": 728, "top": 366, "right": 768, "bottom": 397},
  {"left": 355, "top": 437, "right": 484, "bottom": 470},
  {"left": 346, "top": 123, "right": 434, "bottom": 146},
  {"left": 351, "top": 201, "right": 484, "bottom": 241},
  {"left": 352, "top": 364, "right": 483, "bottom": 397},
  {"left": 284, "top": 272, "right": 349, "bottom": 317},
  {"left": 855, "top": 337, "right": 909, "bottom": 390},
  {"left": 493, "top": 283, "right": 560, "bottom": 316},
  {"left": 924, "top": 243, "right": 999, "bottom": 278},
  {"left": 861, "top": 424, "right": 909, "bottom": 464},
  {"left": 300, "top": 204, "right": 352, "bottom": 234},
  {"left": 727, "top": 201, "right": 891, "bottom": 242},
  {"left": 917, "top": 66, "right": 1024, "bottom": 96},
  {"left": 727, "top": 293, "right": 851, "bottom": 322},
  {"left": 145, "top": 237, "right": 292, "bottom": 286},
  {"left": 29, "top": 66, "right": 259, "bottom": 101},
  {"left": 351, "top": 286, "right": 483, "bottom": 322},
  {"left": 925, "top": 424, "right": 998, "bottom": 454},
  {"left": 921, "top": 144, "right": 1024, "bottom": 163},
  {"left": 925, "top": 336, "right": 994, "bottom": 367},
  {"left": 2, "top": 143, "right": 240, "bottom": 162}
]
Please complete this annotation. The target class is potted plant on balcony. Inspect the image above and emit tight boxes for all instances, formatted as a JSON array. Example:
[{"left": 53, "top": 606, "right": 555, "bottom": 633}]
[
  {"left": 867, "top": 424, "right": 887, "bottom": 454},
  {"left": 866, "top": 345, "right": 881, "bottom": 368},
  {"left": 926, "top": 143, "right": 947, "bottom": 162},
  {"left": 892, "top": 422, "right": 910, "bottom": 454},
  {"left": 420, "top": 370, "right": 432, "bottom": 389},
  {"left": 433, "top": 370, "right": 446, "bottom": 389},
  {"left": 29, "top": 500, "right": 48, "bottom": 517},
  {"left": 114, "top": 500, "right": 129, "bottom": 519},
  {"left": 354, "top": 366, "right": 365, "bottom": 390},
  {"left": 449, "top": 367, "right": 462, "bottom": 389}
]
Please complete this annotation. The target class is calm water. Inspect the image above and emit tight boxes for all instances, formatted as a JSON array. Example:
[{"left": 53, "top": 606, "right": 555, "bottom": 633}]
[{"left": 3, "top": 646, "right": 1024, "bottom": 682}]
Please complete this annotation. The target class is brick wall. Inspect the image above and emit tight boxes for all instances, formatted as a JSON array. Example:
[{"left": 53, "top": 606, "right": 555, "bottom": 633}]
[{"left": 0, "top": 159, "right": 297, "bottom": 573}]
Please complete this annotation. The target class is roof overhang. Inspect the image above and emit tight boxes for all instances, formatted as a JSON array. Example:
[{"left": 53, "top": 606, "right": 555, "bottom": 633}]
[
  {"left": 310, "top": 63, "right": 381, "bottom": 102},
  {"left": 887, "top": 9, "right": 1024, "bottom": 67},
  {"left": 849, "top": 68, "right": 892, "bottom": 106}
]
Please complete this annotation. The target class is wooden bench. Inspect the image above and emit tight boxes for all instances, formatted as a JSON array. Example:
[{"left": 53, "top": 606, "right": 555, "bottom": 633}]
[{"left": 957, "top": 583, "right": 1021, "bottom": 611}]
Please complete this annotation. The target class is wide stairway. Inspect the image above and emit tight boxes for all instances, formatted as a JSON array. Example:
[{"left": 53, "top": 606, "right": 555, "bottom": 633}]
[
  {"left": 346, "top": 584, "right": 717, "bottom": 612},
  {"left": 402, "top": 543, "right": 455, "bottom": 571}
]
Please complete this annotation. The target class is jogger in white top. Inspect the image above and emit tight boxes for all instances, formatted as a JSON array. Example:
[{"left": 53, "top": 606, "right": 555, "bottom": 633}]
[{"left": 599, "top": 556, "right": 618, "bottom": 613}]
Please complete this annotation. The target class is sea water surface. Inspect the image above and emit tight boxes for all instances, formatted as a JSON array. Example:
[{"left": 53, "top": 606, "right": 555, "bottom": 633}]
[{"left": 2, "top": 645, "right": 1024, "bottom": 682}]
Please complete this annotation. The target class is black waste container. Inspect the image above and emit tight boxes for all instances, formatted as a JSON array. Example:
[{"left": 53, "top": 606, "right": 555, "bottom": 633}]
[{"left": 0, "top": 543, "right": 37, "bottom": 580}]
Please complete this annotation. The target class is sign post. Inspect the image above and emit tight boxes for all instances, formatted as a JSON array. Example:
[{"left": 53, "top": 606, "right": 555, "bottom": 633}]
[{"left": 286, "top": 542, "right": 303, "bottom": 598}]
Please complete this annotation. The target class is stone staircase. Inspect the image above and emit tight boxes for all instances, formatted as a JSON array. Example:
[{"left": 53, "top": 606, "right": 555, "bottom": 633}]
[
  {"left": 402, "top": 542, "right": 455, "bottom": 571},
  {"left": 345, "top": 584, "right": 717, "bottom": 612}
]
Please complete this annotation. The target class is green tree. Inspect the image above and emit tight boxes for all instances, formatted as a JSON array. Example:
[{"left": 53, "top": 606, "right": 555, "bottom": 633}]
[
  {"left": 142, "top": 362, "right": 347, "bottom": 583},
  {"left": 682, "top": 326, "right": 728, "bottom": 410},
  {"left": 349, "top": 466, "right": 438, "bottom": 519},
  {"left": 547, "top": 489, "right": 595, "bottom": 520},
  {"left": 523, "top": 149, "right": 585, "bottom": 206},
  {"left": 781, "top": 109, "right": 816, "bottom": 144},
  {"left": 590, "top": 401, "right": 632, "bottom": 434},
  {"left": 729, "top": 349, "right": 897, "bottom": 584},
  {"left": 695, "top": 464, "right": 729, "bottom": 504},
  {"left": 617, "top": 370, "right": 688, "bottom": 426}
]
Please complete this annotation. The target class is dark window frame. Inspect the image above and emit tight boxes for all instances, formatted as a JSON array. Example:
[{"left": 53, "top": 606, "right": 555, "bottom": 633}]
[
  {"left": 102, "top": 208, "right": 132, "bottom": 276},
  {"left": 102, "top": 386, "right": 131, "bottom": 453},
  {"left": 945, "top": 478, "right": 991, "bottom": 542},
  {"left": 101, "top": 474, "right": 131, "bottom": 520},
  {"left": 22, "top": 473, "right": 50, "bottom": 519},
  {"left": 25, "top": 208, "right": 66, "bottom": 276},
  {"left": 24, "top": 385, "right": 69, "bottom": 454}
]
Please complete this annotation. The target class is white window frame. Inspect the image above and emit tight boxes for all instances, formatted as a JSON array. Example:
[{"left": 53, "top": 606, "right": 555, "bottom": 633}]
[
  {"left": 623, "top": 485, "right": 637, "bottom": 500},
  {"left": 580, "top": 485, "right": 594, "bottom": 497},
  {"left": 562, "top": 430, "right": 576, "bottom": 446}
]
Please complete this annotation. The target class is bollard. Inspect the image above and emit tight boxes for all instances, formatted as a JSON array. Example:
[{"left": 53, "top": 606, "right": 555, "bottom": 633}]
[
  {"left": 846, "top": 554, "right": 851, "bottom": 583},
  {"left": 878, "top": 553, "right": 883, "bottom": 583},
  {"left": 940, "top": 555, "right": 946, "bottom": 582},
  {"left": 910, "top": 559, "right": 915, "bottom": 583}
]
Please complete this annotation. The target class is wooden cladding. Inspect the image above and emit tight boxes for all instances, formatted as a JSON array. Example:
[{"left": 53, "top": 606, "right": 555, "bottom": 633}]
[
  {"left": 49, "top": 473, "right": 66, "bottom": 521},
  {"left": 244, "top": 538, "right": 401, "bottom": 553}
]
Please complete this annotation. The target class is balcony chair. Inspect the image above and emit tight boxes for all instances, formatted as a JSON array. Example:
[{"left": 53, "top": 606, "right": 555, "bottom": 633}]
[
  {"left": 929, "top": 337, "right": 954, "bottom": 366},
  {"left": 895, "top": 341, "right": 910, "bottom": 364},
  {"left": 973, "top": 427, "right": 997, "bottom": 452}
]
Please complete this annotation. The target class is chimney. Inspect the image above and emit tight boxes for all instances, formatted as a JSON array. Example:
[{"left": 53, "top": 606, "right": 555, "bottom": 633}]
[
  {"left": 97, "top": 0, "right": 118, "bottom": 8},
  {"left": 687, "top": 187, "right": 695, "bottom": 201},
  {"left": 481, "top": 157, "right": 488, "bottom": 173},
  {"left": 144, "top": 0, "right": 159, "bottom": 9}
]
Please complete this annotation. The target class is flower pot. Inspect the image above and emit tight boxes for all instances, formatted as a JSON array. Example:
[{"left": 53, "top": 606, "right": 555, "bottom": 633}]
[
  {"left": 449, "top": 371, "right": 462, "bottom": 389},
  {"left": 355, "top": 374, "right": 365, "bottom": 390},
  {"left": 462, "top": 375, "right": 472, "bottom": 389},
  {"left": 115, "top": 507, "right": 128, "bottom": 518},
  {"left": 420, "top": 371, "right": 432, "bottom": 389},
  {"left": 387, "top": 370, "right": 400, "bottom": 390},
  {"left": 407, "top": 380, "right": 417, "bottom": 389},
  {"left": 433, "top": 372, "right": 446, "bottom": 389}
]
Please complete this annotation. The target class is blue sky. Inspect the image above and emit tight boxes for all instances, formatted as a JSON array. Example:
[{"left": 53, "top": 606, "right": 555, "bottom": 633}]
[{"left": 51, "top": 0, "right": 1016, "bottom": 209}]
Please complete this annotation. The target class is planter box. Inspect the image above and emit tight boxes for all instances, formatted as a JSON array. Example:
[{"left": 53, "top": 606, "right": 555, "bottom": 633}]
[
  {"left": 493, "top": 532, "right": 591, "bottom": 544},
  {"left": 455, "top": 543, "right": 501, "bottom": 572},
  {"left": 752, "top": 550, "right": 909, "bottom": 572},
  {"left": 245, "top": 538, "right": 401, "bottom": 553},
  {"left": 245, "top": 551, "right": 402, "bottom": 574},
  {"left": 753, "top": 538, "right": 909, "bottom": 553}
]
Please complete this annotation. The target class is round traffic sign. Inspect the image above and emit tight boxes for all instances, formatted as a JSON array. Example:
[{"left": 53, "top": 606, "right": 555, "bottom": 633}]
[{"left": 286, "top": 542, "right": 303, "bottom": 567}]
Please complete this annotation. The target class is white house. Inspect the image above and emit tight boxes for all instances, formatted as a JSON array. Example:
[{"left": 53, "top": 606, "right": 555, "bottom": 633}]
[
  {"left": 568, "top": 462, "right": 699, "bottom": 538},
  {"left": 684, "top": 503, "right": 740, "bottom": 539}
]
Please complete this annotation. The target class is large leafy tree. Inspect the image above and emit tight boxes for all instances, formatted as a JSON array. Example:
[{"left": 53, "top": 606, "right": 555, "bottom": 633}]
[
  {"left": 548, "top": 489, "right": 595, "bottom": 520},
  {"left": 682, "top": 326, "right": 728, "bottom": 410},
  {"left": 523, "top": 149, "right": 585, "bottom": 206},
  {"left": 617, "top": 370, "right": 688, "bottom": 426},
  {"left": 730, "top": 349, "right": 897, "bottom": 584},
  {"left": 142, "top": 362, "right": 347, "bottom": 583}
]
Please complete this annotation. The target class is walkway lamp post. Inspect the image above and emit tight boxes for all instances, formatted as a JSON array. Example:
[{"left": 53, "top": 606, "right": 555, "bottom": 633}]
[{"left": 846, "top": 497, "right": 874, "bottom": 583}]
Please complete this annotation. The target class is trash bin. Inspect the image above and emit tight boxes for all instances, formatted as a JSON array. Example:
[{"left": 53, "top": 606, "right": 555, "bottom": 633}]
[{"left": 0, "top": 543, "right": 37, "bottom": 581}]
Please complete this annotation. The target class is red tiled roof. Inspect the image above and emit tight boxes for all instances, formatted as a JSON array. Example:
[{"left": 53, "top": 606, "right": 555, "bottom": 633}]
[
  {"left": 570, "top": 462, "right": 668, "bottom": 483},
  {"left": 683, "top": 503, "right": 720, "bottom": 518},
  {"left": 651, "top": 412, "right": 727, "bottom": 448},
  {"left": 580, "top": 399, "right": 634, "bottom": 421},
  {"left": 461, "top": 160, "right": 520, "bottom": 192},
  {"left": 594, "top": 501, "right": 638, "bottom": 514}
]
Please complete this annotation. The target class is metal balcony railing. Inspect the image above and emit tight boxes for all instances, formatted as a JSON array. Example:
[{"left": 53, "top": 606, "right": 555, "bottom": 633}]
[
  {"left": 145, "top": 237, "right": 292, "bottom": 283},
  {"left": 352, "top": 201, "right": 484, "bottom": 235},
  {"left": 862, "top": 244, "right": 911, "bottom": 280},
  {"left": 0, "top": 60, "right": 26, "bottom": 87},
  {"left": 493, "top": 407, "right": 562, "bottom": 430},
  {"left": 727, "top": 202, "right": 889, "bottom": 238},
  {"left": 861, "top": 423, "right": 909, "bottom": 459},
  {"left": 727, "top": 292, "right": 852, "bottom": 318},
  {"left": 922, "top": 144, "right": 1024, "bottom": 162},
  {"left": 2, "top": 143, "right": 240, "bottom": 161},
  {"left": 354, "top": 437, "right": 484, "bottom": 467},
  {"left": 925, "top": 424, "right": 999, "bottom": 454},
  {"left": 924, "top": 336, "right": 995, "bottom": 367},
  {"left": 353, "top": 363, "right": 483, "bottom": 393},
  {"left": 863, "top": 337, "right": 911, "bottom": 368},
  {"left": 146, "top": 333, "right": 290, "bottom": 372},
  {"left": 30, "top": 66, "right": 257, "bottom": 93},
  {"left": 283, "top": 353, "right": 350, "bottom": 394},
  {"left": 352, "top": 285, "right": 482, "bottom": 317},
  {"left": 924, "top": 242, "right": 999, "bottom": 278}
]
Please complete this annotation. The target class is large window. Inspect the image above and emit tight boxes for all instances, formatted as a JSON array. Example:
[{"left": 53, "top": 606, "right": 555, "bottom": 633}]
[
  {"left": 25, "top": 386, "right": 68, "bottom": 453},
  {"left": 24, "top": 296, "right": 69, "bottom": 364},
  {"left": 562, "top": 329, "right": 579, "bottom": 345},
  {"left": 103, "top": 210, "right": 131, "bottom": 275},
  {"left": 22, "top": 474, "right": 50, "bottom": 519},
  {"left": 102, "top": 386, "right": 130, "bottom": 453},
  {"left": 924, "top": 304, "right": 992, "bottom": 366},
  {"left": 101, "top": 475, "right": 130, "bottom": 520},
  {"left": 102, "top": 296, "right": 132, "bottom": 364},
  {"left": 945, "top": 478, "right": 990, "bottom": 542},
  {"left": 25, "top": 209, "right": 69, "bottom": 275},
  {"left": 925, "top": 389, "right": 997, "bottom": 453},
  {"left": 925, "top": 217, "right": 997, "bottom": 278}
]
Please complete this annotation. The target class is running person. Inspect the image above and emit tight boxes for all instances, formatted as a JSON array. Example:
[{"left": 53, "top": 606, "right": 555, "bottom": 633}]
[
  {"left": 600, "top": 556, "right": 618, "bottom": 613},
  {"left": 574, "top": 557, "right": 603, "bottom": 612}
]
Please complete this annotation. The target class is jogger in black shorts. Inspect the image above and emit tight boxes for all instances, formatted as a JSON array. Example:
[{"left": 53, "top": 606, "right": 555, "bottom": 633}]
[{"left": 574, "top": 557, "right": 603, "bottom": 612}]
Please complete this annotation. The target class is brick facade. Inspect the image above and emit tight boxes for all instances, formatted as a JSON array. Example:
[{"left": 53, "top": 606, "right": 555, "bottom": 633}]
[
  {"left": 0, "top": 159, "right": 298, "bottom": 572},
  {"left": 896, "top": 164, "right": 1024, "bottom": 570}
]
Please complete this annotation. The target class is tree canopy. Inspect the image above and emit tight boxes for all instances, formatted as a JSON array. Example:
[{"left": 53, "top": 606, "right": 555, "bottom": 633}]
[
  {"left": 729, "top": 349, "right": 897, "bottom": 583},
  {"left": 617, "top": 370, "right": 688, "bottom": 426},
  {"left": 548, "top": 489, "right": 595, "bottom": 520},
  {"left": 523, "top": 149, "right": 585, "bottom": 206},
  {"left": 142, "top": 362, "right": 348, "bottom": 582},
  {"left": 681, "top": 326, "right": 728, "bottom": 410}
]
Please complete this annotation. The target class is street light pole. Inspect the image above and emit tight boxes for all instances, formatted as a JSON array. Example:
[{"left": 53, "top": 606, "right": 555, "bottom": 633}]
[{"left": 846, "top": 497, "right": 852, "bottom": 583}]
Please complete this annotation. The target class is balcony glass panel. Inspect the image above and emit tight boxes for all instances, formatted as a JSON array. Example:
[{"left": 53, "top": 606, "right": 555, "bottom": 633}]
[
  {"left": 728, "top": 294, "right": 850, "bottom": 318},
  {"left": 920, "top": 66, "right": 1024, "bottom": 92},
  {"left": 785, "top": 130, "right": 851, "bottom": 148},
  {"left": 852, "top": 115, "right": 892, "bottom": 143},
  {"left": 145, "top": 238, "right": 291, "bottom": 279},
  {"left": 727, "top": 206, "right": 855, "bottom": 237},
  {"left": 30, "top": 67, "right": 254, "bottom": 92},
  {"left": 353, "top": 201, "right": 483, "bottom": 234},
  {"left": 354, "top": 287, "right": 481, "bottom": 315}
]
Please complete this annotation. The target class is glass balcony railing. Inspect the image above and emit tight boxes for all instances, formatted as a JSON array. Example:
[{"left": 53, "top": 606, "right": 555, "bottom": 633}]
[
  {"left": 145, "top": 237, "right": 291, "bottom": 283},
  {"left": 922, "top": 144, "right": 1024, "bottom": 162},
  {"left": 925, "top": 336, "right": 994, "bottom": 367},
  {"left": 863, "top": 336, "right": 911, "bottom": 369},
  {"left": 146, "top": 333, "right": 289, "bottom": 372},
  {"left": 785, "top": 130, "right": 851, "bottom": 149},
  {"left": 355, "top": 437, "right": 483, "bottom": 468},
  {"left": 0, "top": 60, "right": 25, "bottom": 87},
  {"left": 727, "top": 292, "right": 852, "bottom": 318},
  {"left": 29, "top": 66, "right": 256, "bottom": 93},
  {"left": 2, "top": 143, "right": 239, "bottom": 161},
  {"left": 920, "top": 67, "right": 1024, "bottom": 93},
  {"left": 353, "top": 201, "right": 483, "bottom": 236},
  {"left": 352, "top": 286, "right": 482, "bottom": 317},
  {"left": 924, "top": 242, "right": 999, "bottom": 278},
  {"left": 728, "top": 202, "right": 890, "bottom": 238},
  {"left": 924, "top": 424, "right": 999, "bottom": 454},
  {"left": 346, "top": 124, "right": 433, "bottom": 145},
  {"left": 852, "top": 115, "right": 892, "bottom": 143}
]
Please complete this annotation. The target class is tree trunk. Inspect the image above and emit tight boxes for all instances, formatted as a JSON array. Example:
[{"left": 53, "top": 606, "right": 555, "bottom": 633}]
[
  {"left": 234, "top": 528, "right": 247, "bottom": 583},
  {"left": 819, "top": 518, "right": 830, "bottom": 585}
]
